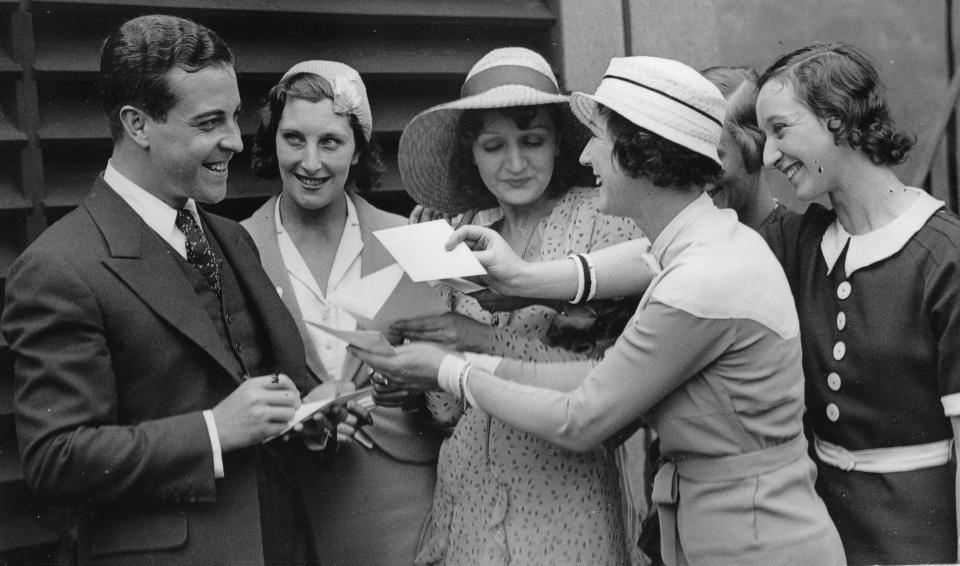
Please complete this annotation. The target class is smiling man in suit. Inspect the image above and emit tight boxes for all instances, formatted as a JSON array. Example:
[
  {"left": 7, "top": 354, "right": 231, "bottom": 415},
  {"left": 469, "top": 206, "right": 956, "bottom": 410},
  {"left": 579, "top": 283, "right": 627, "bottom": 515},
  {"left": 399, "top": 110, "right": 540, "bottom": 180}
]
[{"left": 2, "top": 15, "right": 321, "bottom": 566}]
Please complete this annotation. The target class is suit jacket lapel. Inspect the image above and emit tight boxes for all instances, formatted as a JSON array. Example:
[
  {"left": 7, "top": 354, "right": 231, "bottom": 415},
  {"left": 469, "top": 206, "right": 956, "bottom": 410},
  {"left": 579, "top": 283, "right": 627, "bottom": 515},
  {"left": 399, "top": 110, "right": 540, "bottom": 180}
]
[
  {"left": 354, "top": 194, "right": 401, "bottom": 277},
  {"left": 241, "top": 196, "right": 329, "bottom": 384},
  {"left": 344, "top": 194, "right": 404, "bottom": 384},
  {"left": 85, "top": 178, "right": 241, "bottom": 380}
]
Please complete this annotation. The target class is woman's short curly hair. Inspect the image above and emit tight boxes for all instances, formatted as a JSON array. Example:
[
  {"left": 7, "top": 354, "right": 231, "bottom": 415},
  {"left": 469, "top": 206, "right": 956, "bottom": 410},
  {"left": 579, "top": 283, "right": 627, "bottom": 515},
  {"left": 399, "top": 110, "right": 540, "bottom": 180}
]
[
  {"left": 757, "top": 42, "right": 914, "bottom": 166},
  {"left": 250, "top": 72, "right": 384, "bottom": 191},
  {"left": 448, "top": 104, "right": 592, "bottom": 210},
  {"left": 701, "top": 66, "right": 765, "bottom": 175},
  {"left": 602, "top": 106, "right": 722, "bottom": 189}
]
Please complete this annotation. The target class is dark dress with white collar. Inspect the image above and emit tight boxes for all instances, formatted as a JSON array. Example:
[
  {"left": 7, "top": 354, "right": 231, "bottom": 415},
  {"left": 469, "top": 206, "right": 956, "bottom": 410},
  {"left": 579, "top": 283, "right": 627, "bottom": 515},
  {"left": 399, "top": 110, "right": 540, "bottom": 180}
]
[{"left": 762, "top": 191, "right": 960, "bottom": 565}]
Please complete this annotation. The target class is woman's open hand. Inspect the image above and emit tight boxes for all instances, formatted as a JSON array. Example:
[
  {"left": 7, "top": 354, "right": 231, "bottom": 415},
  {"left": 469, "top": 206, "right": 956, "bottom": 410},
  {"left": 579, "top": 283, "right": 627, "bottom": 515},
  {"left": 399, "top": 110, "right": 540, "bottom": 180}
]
[
  {"left": 391, "top": 312, "right": 494, "bottom": 353},
  {"left": 470, "top": 289, "right": 561, "bottom": 313},
  {"left": 409, "top": 205, "right": 478, "bottom": 227},
  {"left": 349, "top": 342, "right": 450, "bottom": 397}
]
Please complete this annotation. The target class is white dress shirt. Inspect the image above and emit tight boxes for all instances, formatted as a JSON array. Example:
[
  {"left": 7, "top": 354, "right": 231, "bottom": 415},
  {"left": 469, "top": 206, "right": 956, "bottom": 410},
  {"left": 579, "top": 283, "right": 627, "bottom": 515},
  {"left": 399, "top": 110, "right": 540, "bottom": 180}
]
[
  {"left": 275, "top": 193, "right": 363, "bottom": 381},
  {"left": 103, "top": 161, "right": 224, "bottom": 478}
]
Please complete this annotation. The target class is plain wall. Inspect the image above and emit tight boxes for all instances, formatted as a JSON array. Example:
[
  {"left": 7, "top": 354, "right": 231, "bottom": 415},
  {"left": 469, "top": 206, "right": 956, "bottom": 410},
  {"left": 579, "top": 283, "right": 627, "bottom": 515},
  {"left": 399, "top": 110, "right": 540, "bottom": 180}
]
[{"left": 557, "top": 0, "right": 952, "bottom": 211}]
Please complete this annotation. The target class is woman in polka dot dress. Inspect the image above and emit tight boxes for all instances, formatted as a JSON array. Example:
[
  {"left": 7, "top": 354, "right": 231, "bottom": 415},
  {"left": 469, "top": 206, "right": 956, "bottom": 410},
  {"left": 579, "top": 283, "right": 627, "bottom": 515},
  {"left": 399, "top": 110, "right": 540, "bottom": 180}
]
[{"left": 391, "top": 48, "right": 647, "bottom": 565}]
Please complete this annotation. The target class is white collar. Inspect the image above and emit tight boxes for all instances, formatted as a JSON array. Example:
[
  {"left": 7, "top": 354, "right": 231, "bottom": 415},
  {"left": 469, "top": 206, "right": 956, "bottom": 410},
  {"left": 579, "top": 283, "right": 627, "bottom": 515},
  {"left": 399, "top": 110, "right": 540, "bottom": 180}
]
[
  {"left": 650, "top": 192, "right": 714, "bottom": 268},
  {"left": 274, "top": 193, "right": 363, "bottom": 297},
  {"left": 821, "top": 188, "right": 944, "bottom": 276},
  {"left": 104, "top": 160, "right": 199, "bottom": 255}
]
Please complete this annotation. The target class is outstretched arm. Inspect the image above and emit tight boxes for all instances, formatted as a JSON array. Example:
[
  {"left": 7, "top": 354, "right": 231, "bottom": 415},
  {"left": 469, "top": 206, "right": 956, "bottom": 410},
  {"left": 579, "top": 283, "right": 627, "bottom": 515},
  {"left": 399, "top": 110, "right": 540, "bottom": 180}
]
[
  {"left": 448, "top": 225, "right": 657, "bottom": 300},
  {"left": 354, "top": 301, "right": 732, "bottom": 451}
]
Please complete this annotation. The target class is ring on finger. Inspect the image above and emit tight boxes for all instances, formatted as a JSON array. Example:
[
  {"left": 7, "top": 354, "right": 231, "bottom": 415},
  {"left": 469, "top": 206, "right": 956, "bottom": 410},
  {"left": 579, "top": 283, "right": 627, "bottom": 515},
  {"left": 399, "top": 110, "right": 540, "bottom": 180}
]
[{"left": 317, "top": 427, "right": 332, "bottom": 450}]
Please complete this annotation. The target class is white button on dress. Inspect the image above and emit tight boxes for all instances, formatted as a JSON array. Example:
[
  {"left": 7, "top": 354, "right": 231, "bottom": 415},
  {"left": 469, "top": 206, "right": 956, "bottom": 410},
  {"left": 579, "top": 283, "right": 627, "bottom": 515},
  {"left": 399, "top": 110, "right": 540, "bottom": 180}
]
[
  {"left": 833, "top": 341, "right": 846, "bottom": 361},
  {"left": 836, "top": 312, "right": 846, "bottom": 330},
  {"left": 826, "top": 403, "right": 840, "bottom": 422},
  {"left": 837, "top": 281, "right": 851, "bottom": 299},
  {"left": 827, "top": 372, "right": 841, "bottom": 391}
]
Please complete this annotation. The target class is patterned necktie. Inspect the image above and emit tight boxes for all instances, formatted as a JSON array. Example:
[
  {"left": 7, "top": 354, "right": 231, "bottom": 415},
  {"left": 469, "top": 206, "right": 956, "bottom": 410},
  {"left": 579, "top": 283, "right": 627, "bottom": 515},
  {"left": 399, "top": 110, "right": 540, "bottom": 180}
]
[{"left": 175, "top": 208, "right": 222, "bottom": 296}]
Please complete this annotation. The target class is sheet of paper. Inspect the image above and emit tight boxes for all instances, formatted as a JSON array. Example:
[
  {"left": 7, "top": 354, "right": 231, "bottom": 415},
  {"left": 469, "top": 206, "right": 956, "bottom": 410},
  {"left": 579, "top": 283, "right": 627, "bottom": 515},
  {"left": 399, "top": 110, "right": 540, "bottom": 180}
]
[
  {"left": 373, "top": 219, "right": 487, "bottom": 282},
  {"left": 443, "top": 277, "right": 487, "bottom": 294},
  {"left": 329, "top": 263, "right": 405, "bottom": 320},
  {"left": 278, "top": 386, "right": 373, "bottom": 436},
  {"left": 306, "top": 323, "right": 396, "bottom": 355},
  {"left": 359, "top": 277, "right": 449, "bottom": 331}
]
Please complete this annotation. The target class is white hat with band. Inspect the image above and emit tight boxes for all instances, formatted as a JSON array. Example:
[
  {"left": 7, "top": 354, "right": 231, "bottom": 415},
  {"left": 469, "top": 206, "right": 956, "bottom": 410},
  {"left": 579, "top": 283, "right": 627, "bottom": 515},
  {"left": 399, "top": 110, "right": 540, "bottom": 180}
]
[
  {"left": 282, "top": 60, "right": 373, "bottom": 142},
  {"left": 570, "top": 56, "right": 726, "bottom": 166}
]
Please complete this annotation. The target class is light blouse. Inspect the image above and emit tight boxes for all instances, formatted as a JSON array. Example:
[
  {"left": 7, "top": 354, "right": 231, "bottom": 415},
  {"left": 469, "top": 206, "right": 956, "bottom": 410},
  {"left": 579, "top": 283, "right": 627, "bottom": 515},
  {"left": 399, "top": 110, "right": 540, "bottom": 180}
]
[{"left": 275, "top": 194, "right": 362, "bottom": 381}]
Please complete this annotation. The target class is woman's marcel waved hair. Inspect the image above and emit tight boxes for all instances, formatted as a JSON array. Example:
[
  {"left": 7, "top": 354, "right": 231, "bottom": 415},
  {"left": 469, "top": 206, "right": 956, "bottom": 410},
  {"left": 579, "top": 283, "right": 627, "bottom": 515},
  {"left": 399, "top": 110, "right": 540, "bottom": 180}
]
[
  {"left": 449, "top": 104, "right": 592, "bottom": 210},
  {"left": 701, "top": 66, "right": 765, "bottom": 174},
  {"left": 602, "top": 106, "right": 722, "bottom": 188},
  {"left": 757, "top": 42, "right": 914, "bottom": 166},
  {"left": 250, "top": 72, "right": 384, "bottom": 191}
]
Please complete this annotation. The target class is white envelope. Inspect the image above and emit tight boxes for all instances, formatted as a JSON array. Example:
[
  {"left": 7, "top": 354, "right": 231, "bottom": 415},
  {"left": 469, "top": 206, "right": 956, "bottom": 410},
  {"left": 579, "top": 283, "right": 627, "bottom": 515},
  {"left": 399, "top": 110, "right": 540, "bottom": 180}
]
[
  {"left": 373, "top": 220, "right": 487, "bottom": 282},
  {"left": 277, "top": 386, "right": 373, "bottom": 437},
  {"left": 306, "top": 322, "right": 396, "bottom": 355},
  {"left": 443, "top": 277, "right": 487, "bottom": 294},
  {"left": 329, "top": 263, "right": 405, "bottom": 320}
]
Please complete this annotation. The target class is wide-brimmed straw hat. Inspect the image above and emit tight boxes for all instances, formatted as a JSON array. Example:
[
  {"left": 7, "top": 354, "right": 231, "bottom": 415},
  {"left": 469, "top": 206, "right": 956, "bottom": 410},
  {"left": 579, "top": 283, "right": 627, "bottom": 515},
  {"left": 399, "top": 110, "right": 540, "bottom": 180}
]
[
  {"left": 282, "top": 60, "right": 373, "bottom": 142},
  {"left": 400, "top": 47, "right": 584, "bottom": 214},
  {"left": 570, "top": 56, "right": 725, "bottom": 166}
]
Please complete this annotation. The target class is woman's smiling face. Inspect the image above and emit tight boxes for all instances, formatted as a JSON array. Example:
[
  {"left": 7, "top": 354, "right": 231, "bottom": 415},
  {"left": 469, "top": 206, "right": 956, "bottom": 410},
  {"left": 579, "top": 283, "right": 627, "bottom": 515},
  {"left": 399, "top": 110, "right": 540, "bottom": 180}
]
[
  {"left": 276, "top": 96, "right": 358, "bottom": 211},
  {"left": 756, "top": 78, "right": 839, "bottom": 201}
]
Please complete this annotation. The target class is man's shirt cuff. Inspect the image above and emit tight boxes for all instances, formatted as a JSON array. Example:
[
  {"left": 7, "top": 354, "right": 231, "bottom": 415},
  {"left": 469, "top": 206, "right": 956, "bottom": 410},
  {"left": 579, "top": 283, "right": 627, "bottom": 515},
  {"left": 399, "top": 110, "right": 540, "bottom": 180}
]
[{"left": 202, "top": 409, "right": 225, "bottom": 478}]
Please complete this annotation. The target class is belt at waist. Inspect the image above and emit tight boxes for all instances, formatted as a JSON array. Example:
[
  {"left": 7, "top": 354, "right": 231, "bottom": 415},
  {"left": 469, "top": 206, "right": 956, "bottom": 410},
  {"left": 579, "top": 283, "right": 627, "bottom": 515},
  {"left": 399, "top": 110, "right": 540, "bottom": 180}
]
[
  {"left": 651, "top": 435, "right": 808, "bottom": 566},
  {"left": 814, "top": 434, "right": 953, "bottom": 473},
  {"left": 652, "top": 433, "right": 807, "bottom": 506}
]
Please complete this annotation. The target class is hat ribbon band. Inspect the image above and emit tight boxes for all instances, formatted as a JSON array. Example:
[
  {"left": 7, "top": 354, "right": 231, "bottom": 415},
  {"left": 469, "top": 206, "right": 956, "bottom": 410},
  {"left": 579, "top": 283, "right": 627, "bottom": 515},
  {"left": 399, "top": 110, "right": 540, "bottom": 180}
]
[
  {"left": 461, "top": 65, "right": 560, "bottom": 98},
  {"left": 602, "top": 74, "right": 722, "bottom": 127}
]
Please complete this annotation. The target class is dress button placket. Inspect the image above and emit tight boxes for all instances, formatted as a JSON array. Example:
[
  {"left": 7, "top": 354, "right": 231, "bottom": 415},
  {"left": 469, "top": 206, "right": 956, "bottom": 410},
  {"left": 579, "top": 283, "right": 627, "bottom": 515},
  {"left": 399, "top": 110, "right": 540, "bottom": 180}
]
[{"left": 827, "top": 281, "right": 850, "bottom": 421}]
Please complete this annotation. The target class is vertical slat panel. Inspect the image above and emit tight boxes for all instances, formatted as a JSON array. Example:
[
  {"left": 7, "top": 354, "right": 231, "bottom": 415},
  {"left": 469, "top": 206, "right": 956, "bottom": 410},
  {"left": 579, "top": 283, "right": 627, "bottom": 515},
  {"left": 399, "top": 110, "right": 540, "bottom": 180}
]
[{"left": 0, "top": 4, "right": 560, "bottom": 564}]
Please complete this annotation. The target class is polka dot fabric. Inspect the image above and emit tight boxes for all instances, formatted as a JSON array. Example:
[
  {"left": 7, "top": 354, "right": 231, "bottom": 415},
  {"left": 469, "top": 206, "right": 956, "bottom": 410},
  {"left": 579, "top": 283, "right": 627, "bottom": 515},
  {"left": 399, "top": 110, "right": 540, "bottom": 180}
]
[
  {"left": 417, "top": 187, "right": 644, "bottom": 566},
  {"left": 175, "top": 208, "right": 222, "bottom": 295}
]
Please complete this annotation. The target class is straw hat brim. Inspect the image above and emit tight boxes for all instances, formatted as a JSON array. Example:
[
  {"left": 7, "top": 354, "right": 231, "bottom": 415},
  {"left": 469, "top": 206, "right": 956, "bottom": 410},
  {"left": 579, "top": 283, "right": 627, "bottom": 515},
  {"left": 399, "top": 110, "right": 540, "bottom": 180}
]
[{"left": 400, "top": 86, "right": 581, "bottom": 214}]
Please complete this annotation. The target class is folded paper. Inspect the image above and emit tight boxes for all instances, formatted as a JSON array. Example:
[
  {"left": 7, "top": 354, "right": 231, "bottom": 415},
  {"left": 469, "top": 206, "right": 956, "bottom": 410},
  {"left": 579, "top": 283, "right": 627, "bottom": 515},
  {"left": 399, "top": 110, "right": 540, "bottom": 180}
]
[{"left": 373, "top": 220, "right": 487, "bottom": 282}]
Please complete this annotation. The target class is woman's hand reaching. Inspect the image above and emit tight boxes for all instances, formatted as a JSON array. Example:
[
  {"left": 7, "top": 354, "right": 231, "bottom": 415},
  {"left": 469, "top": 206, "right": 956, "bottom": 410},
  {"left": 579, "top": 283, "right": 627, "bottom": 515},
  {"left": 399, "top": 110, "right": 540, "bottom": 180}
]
[
  {"left": 349, "top": 342, "right": 451, "bottom": 398},
  {"left": 391, "top": 313, "right": 493, "bottom": 353},
  {"left": 409, "top": 205, "right": 478, "bottom": 227},
  {"left": 446, "top": 225, "right": 528, "bottom": 295}
]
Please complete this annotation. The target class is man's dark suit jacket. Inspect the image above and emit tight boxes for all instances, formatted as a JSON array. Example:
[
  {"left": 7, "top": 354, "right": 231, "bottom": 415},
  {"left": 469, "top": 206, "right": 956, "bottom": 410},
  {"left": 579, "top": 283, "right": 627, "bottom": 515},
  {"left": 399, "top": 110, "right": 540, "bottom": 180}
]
[{"left": 2, "top": 176, "right": 313, "bottom": 566}]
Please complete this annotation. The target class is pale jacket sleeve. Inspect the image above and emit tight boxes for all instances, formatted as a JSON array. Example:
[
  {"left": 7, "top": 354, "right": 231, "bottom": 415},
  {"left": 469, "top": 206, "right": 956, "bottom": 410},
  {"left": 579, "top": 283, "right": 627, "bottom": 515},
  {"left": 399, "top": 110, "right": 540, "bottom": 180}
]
[{"left": 466, "top": 300, "right": 734, "bottom": 451}]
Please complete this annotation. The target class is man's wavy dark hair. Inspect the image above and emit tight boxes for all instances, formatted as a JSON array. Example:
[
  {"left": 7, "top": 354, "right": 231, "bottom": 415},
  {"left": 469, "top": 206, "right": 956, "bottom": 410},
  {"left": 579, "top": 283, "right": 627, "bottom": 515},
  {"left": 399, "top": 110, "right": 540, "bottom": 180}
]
[
  {"left": 757, "top": 42, "right": 914, "bottom": 166},
  {"left": 99, "top": 14, "right": 234, "bottom": 142}
]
